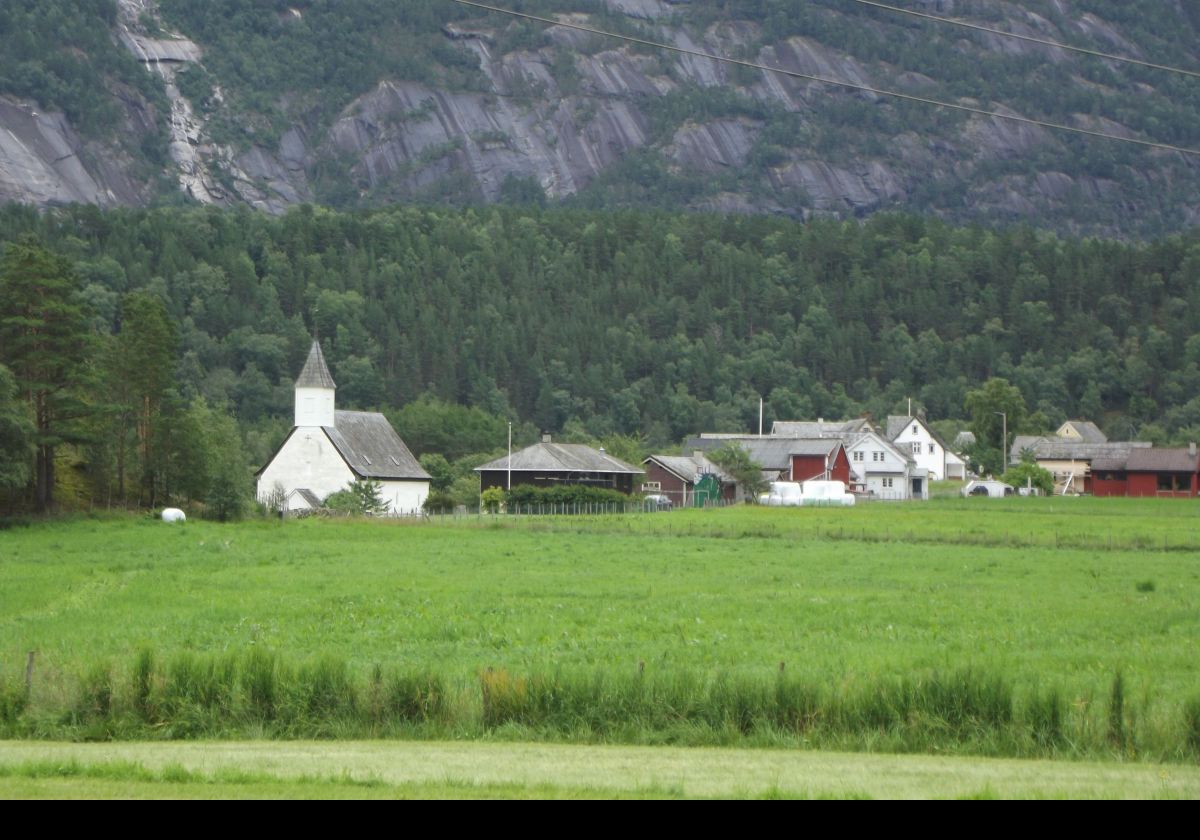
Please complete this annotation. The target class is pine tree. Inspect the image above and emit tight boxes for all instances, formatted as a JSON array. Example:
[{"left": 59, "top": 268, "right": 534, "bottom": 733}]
[
  {"left": 110, "top": 292, "right": 178, "bottom": 506},
  {"left": 0, "top": 363, "right": 34, "bottom": 496},
  {"left": 0, "top": 236, "right": 94, "bottom": 511}
]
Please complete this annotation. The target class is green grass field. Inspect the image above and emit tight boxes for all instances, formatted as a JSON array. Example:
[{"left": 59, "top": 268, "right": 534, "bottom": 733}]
[
  {"left": 1, "top": 741, "right": 1197, "bottom": 799},
  {"left": 2, "top": 500, "right": 1199, "bottom": 772}
]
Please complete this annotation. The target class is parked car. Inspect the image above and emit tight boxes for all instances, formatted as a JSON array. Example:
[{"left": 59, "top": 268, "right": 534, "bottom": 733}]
[{"left": 643, "top": 493, "right": 673, "bottom": 510}]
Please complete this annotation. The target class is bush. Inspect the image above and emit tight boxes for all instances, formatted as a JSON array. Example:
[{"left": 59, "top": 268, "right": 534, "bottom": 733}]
[
  {"left": 503, "top": 484, "right": 630, "bottom": 509},
  {"left": 422, "top": 490, "right": 457, "bottom": 514},
  {"left": 480, "top": 487, "right": 504, "bottom": 513},
  {"left": 325, "top": 480, "right": 388, "bottom": 515},
  {"left": 1000, "top": 462, "right": 1054, "bottom": 495}
]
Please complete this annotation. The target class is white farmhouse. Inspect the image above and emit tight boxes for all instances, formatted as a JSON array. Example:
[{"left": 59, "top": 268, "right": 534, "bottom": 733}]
[
  {"left": 887, "top": 415, "right": 949, "bottom": 481},
  {"left": 845, "top": 429, "right": 928, "bottom": 499},
  {"left": 256, "top": 341, "right": 430, "bottom": 514}
]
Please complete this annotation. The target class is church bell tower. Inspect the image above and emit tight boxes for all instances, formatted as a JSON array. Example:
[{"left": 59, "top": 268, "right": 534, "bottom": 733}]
[{"left": 294, "top": 340, "right": 336, "bottom": 427}]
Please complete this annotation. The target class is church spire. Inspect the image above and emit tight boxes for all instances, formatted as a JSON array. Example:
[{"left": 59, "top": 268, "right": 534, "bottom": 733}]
[
  {"left": 294, "top": 340, "right": 336, "bottom": 427},
  {"left": 295, "top": 340, "right": 337, "bottom": 390}
]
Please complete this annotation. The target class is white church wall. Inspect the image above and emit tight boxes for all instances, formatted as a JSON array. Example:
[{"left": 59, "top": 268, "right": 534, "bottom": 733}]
[
  {"left": 257, "top": 428, "right": 355, "bottom": 507},
  {"left": 378, "top": 480, "right": 429, "bottom": 516},
  {"left": 295, "top": 386, "right": 336, "bottom": 427}
]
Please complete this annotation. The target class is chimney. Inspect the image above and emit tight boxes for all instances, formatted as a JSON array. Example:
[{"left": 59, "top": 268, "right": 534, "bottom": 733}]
[
  {"left": 694, "top": 450, "right": 705, "bottom": 461},
  {"left": 1190, "top": 442, "right": 1196, "bottom": 458},
  {"left": 598, "top": 447, "right": 605, "bottom": 453},
  {"left": 541, "top": 431, "right": 552, "bottom": 443}
]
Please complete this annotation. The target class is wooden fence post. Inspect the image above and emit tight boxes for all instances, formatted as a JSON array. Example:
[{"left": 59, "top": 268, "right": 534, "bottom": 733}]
[{"left": 24, "top": 650, "right": 35, "bottom": 698}]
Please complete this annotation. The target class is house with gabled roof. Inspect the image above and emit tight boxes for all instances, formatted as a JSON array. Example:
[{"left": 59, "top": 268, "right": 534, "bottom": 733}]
[
  {"left": 886, "top": 415, "right": 950, "bottom": 481},
  {"left": 641, "top": 452, "right": 735, "bottom": 506},
  {"left": 1056, "top": 420, "right": 1107, "bottom": 444},
  {"left": 256, "top": 341, "right": 431, "bottom": 514},
  {"left": 845, "top": 429, "right": 928, "bottom": 499},
  {"left": 475, "top": 434, "right": 642, "bottom": 494},
  {"left": 686, "top": 435, "right": 851, "bottom": 487}
]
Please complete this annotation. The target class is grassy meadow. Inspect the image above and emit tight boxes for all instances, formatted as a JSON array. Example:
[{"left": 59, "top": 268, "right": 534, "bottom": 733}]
[{"left": 1, "top": 499, "right": 1199, "bottom": 765}]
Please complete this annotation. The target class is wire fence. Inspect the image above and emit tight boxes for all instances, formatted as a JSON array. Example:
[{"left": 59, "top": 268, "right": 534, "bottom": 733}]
[{"left": 415, "top": 505, "right": 1200, "bottom": 553}]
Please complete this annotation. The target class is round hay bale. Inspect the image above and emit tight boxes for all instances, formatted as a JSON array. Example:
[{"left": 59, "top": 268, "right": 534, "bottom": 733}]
[{"left": 161, "top": 507, "right": 187, "bottom": 523}]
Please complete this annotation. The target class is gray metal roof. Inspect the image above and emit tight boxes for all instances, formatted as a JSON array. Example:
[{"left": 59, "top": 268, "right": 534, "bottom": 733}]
[
  {"left": 324, "top": 411, "right": 429, "bottom": 480},
  {"left": 845, "top": 430, "right": 915, "bottom": 466},
  {"left": 295, "top": 341, "right": 336, "bottom": 389},
  {"left": 291, "top": 488, "right": 323, "bottom": 508},
  {"left": 1058, "top": 420, "right": 1107, "bottom": 444},
  {"left": 1126, "top": 448, "right": 1199, "bottom": 473},
  {"left": 1010, "top": 436, "right": 1150, "bottom": 463},
  {"left": 644, "top": 454, "right": 732, "bottom": 484},
  {"left": 475, "top": 442, "right": 642, "bottom": 474},
  {"left": 771, "top": 419, "right": 873, "bottom": 438},
  {"left": 886, "top": 415, "right": 915, "bottom": 440},
  {"left": 686, "top": 436, "right": 840, "bottom": 470}
]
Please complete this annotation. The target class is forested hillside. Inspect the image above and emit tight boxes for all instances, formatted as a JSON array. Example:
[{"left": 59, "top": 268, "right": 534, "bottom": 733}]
[
  {"left": 1, "top": 1, "right": 1198, "bottom": 234},
  {"left": 2, "top": 203, "right": 1199, "bottom": 511}
]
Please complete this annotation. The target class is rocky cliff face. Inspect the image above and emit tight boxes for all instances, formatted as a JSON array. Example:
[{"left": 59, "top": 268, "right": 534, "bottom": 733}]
[{"left": 0, "top": 0, "right": 1196, "bottom": 236}]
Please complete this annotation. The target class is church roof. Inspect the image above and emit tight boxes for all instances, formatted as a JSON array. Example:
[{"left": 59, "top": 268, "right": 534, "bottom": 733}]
[
  {"left": 324, "top": 411, "right": 429, "bottom": 480},
  {"left": 295, "top": 341, "right": 336, "bottom": 389}
]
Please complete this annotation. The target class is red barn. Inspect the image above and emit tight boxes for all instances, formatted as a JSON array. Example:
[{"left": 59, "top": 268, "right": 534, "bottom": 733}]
[
  {"left": 1091, "top": 447, "right": 1200, "bottom": 497},
  {"left": 1090, "top": 456, "right": 1129, "bottom": 497},
  {"left": 789, "top": 440, "right": 851, "bottom": 485},
  {"left": 1124, "top": 447, "right": 1200, "bottom": 497}
]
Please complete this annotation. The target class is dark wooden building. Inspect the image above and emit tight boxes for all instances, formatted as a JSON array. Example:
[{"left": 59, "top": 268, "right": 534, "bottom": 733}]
[
  {"left": 642, "top": 453, "right": 736, "bottom": 506},
  {"left": 475, "top": 438, "right": 642, "bottom": 494}
]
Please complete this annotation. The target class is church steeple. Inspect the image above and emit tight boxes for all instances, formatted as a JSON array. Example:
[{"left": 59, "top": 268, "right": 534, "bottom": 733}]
[{"left": 294, "top": 340, "right": 336, "bottom": 427}]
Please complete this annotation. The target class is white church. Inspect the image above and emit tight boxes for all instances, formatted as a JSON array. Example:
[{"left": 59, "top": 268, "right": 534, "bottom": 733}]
[{"left": 256, "top": 341, "right": 430, "bottom": 515}]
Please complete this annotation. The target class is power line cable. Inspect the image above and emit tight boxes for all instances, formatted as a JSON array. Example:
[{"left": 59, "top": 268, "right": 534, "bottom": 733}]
[
  {"left": 449, "top": 0, "right": 1200, "bottom": 156},
  {"left": 846, "top": 0, "right": 1200, "bottom": 80}
]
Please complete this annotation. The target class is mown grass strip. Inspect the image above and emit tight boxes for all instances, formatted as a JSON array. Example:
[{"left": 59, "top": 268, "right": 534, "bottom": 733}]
[{"left": 2, "top": 741, "right": 1197, "bottom": 799}]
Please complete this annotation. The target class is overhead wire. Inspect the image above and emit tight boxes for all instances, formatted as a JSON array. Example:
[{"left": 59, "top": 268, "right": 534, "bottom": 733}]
[
  {"left": 448, "top": 0, "right": 1200, "bottom": 157},
  {"left": 845, "top": 0, "right": 1200, "bottom": 80}
]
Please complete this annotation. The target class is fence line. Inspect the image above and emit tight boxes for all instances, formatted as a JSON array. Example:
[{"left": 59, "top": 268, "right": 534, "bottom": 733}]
[{"left": 418, "top": 506, "right": 1200, "bottom": 553}]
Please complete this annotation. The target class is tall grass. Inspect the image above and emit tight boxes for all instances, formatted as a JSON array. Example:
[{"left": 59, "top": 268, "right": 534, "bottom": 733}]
[{"left": 5, "top": 651, "right": 1197, "bottom": 763}]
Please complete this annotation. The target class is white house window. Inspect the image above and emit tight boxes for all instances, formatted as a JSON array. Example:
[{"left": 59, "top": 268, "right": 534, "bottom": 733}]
[
  {"left": 912, "top": 424, "right": 918, "bottom": 435},
  {"left": 912, "top": 442, "right": 921, "bottom": 454},
  {"left": 853, "top": 451, "right": 863, "bottom": 461},
  {"left": 882, "top": 477, "right": 894, "bottom": 488},
  {"left": 929, "top": 443, "right": 936, "bottom": 454}
]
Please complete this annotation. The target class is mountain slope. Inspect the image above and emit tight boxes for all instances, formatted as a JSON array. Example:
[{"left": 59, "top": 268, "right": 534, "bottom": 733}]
[{"left": 2, "top": 0, "right": 1198, "bottom": 236}]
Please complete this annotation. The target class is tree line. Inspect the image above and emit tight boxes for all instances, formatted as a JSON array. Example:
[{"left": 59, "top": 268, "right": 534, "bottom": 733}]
[{"left": 1, "top": 202, "right": 1198, "bottom": 513}]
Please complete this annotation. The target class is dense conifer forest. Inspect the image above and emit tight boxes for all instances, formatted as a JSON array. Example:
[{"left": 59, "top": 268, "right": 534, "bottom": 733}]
[{"left": 2, "top": 202, "right": 1199, "bottom": 511}]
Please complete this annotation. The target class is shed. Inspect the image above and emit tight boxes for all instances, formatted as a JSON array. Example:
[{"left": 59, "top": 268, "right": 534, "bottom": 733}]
[
  {"left": 642, "top": 452, "right": 735, "bottom": 506},
  {"left": 476, "top": 437, "right": 642, "bottom": 494}
]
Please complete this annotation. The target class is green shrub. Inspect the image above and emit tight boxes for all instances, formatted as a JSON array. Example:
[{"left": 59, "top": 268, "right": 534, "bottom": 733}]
[{"left": 422, "top": 490, "right": 457, "bottom": 514}]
